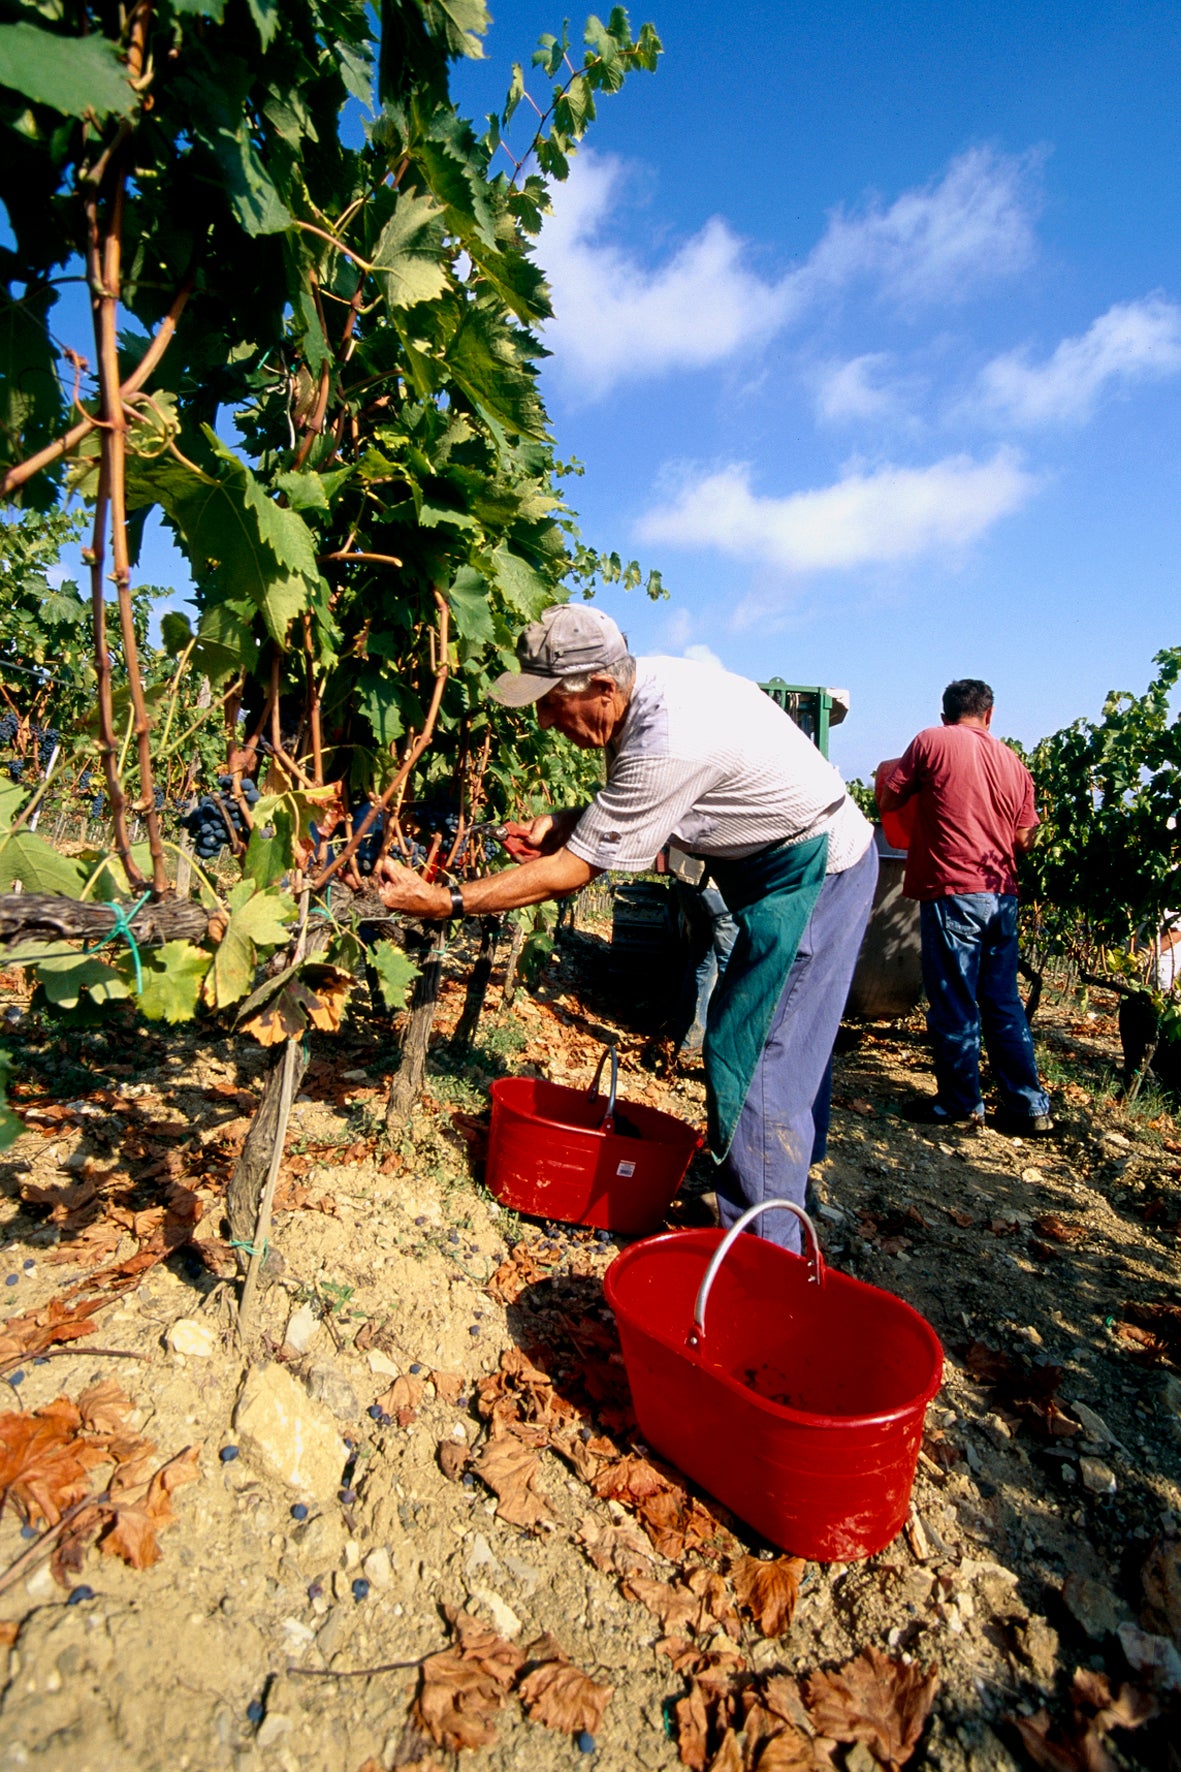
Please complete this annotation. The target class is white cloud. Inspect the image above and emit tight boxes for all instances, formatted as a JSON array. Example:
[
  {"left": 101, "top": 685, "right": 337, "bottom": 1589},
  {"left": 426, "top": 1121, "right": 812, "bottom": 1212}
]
[
  {"left": 814, "top": 353, "right": 908, "bottom": 424},
  {"left": 540, "top": 153, "right": 795, "bottom": 397},
  {"left": 636, "top": 450, "right": 1038, "bottom": 574},
  {"left": 683, "top": 642, "right": 725, "bottom": 669},
  {"left": 539, "top": 147, "right": 1043, "bottom": 398},
  {"left": 973, "top": 296, "right": 1181, "bottom": 425},
  {"left": 663, "top": 606, "right": 694, "bottom": 649},
  {"left": 800, "top": 146, "right": 1041, "bottom": 309}
]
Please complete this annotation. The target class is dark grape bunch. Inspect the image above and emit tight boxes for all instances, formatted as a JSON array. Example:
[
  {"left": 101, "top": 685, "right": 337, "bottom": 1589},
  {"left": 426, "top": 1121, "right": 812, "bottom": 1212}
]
[
  {"left": 0, "top": 717, "right": 61, "bottom": 776},
  {"left": 181, "top": 776, "right": 261, "bottom": 861},
  {"left": 349, "top": 803, "right": 385, "bottom": 876}
]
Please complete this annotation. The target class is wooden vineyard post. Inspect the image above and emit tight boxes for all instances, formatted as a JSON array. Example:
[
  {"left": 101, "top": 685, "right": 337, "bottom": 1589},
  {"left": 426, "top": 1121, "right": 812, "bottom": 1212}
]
[
  {"left": 451, "top": 917, "right": 501, "bottom": 1055},
  {"left": 501, "top": 916, "right": 526, "bottom": 1009},
  {"left": 385, "top": 934, "right": 446, "bottom": 1126}
]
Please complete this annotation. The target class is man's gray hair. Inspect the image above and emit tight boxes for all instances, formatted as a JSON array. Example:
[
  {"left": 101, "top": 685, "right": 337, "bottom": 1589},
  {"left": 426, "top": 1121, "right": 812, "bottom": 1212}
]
[{"left": 555, "top": 654, "right": 636, "bottom": 696}]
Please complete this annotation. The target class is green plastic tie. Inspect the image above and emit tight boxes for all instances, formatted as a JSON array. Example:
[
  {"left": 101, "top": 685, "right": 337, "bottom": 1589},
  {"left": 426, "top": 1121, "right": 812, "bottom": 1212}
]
[
  {"left": 87, "top": 891, "right": 151, "bottom": 994},
  {"left": 229, "top": 1237, "right": 269, "bottom": 1259}
]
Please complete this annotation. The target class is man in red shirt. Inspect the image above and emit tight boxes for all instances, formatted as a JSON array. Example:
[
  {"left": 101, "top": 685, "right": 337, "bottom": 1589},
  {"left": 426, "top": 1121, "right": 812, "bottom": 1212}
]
[{"left": 877, "top": 679, "right": 1051, "bottom": 1133}]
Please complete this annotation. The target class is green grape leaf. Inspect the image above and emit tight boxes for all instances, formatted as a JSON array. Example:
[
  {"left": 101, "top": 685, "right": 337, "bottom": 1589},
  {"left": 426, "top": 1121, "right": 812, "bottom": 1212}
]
[
  {"left": 372, "top": 191, "right": 450, "bottom": 311},
  {"left": 36, "top": 953, "right": 131, "bottom": 1009},
  {"left": 446, "top": 566, "right": 496, "bottom": 642},
  {"left": 0, "top": 23, "right": 136, "bottom": 119},
  {"left": 243, "top": 796, "right": 297, "bottom": 888},
  {"left": 0, "top": 1047, "right": 20, "bottom": 1153},
  {"left": 0, "top": 831, "right": 86, "bottom": 895},
  {"left": 211, "top": 121, "right": 292, "bottom": 236},
  {"left": 490, "top": 544, "right": 550, "bottom": 619},
  {"left": 205, "top": 882, "right": 295, "bottom": 1009},
  {"left": 370, "top": 940, "right": 419, "bottom": 1011},
  {"left": 245, "top": 0, "right": 281, "bottom": 49},
  {"left": 0, "top": 782, "right": 27, "bottom": 832},
  {"left": 137, "top": 942, "right": 212, "bottom": 1023}
]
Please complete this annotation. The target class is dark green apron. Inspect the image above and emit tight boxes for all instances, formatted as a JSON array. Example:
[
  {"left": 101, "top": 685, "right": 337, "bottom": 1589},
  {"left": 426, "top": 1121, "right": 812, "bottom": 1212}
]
[{"left": 703, "top": 833, "right": 829, "bottom": 1159}]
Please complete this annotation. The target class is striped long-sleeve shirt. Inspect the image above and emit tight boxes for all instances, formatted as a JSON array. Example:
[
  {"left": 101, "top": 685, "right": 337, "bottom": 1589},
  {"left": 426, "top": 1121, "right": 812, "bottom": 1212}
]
[{"left": 566, "top": 657, "right": 872, "bottom": 876}]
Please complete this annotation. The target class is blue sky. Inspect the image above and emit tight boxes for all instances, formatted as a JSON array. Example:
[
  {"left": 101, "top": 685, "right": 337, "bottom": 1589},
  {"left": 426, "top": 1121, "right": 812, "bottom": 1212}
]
[
  {"left": 449, "top": 0, "right": 1181, "bottom": 779},
  {"left": 23, "top": 2, "right": 1181, "bottom": 783}
]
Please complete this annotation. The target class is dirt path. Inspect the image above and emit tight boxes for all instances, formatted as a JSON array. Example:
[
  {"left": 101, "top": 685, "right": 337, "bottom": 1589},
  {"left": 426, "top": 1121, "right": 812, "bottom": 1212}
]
[{"left": 0, "top": 933, "right": 1178, "bottom": 1772}]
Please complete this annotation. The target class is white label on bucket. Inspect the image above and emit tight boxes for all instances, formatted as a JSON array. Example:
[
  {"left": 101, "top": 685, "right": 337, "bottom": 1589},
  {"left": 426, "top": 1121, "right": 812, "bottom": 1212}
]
[{"left": 616, "top": 1160, "right": 636, "bottom": 1177}]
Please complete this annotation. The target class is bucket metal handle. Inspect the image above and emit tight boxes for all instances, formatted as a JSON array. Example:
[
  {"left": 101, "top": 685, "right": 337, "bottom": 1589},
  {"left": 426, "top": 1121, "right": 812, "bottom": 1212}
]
[
  {"left": 588, "top": 1043, "right": 619, "bottom": 1132},
  {"left": 688, "top": 1199, "right": 824, "bottom": 1349}
]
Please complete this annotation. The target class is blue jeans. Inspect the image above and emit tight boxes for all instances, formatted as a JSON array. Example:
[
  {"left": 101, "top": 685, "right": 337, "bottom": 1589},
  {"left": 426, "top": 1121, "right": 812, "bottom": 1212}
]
[
  {"left": 716, "top": 841, "right": 879, "bottom": 1251},
  {"left": 677, "top": 883, "right": 738, "bottom": 1052},
  {"left": 920, "top": 894, "right": 1049, "bottom": 1118}
]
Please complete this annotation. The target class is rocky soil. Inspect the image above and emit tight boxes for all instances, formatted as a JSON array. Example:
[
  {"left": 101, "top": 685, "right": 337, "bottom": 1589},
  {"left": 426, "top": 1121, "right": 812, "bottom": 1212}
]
[{"left": 0, "top": 920, "right": 1178, "bottom": 1772}]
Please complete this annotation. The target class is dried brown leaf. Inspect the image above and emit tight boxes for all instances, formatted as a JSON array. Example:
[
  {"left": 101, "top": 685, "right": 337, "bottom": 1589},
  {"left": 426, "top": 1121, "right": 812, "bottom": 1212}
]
[
  {"left": 0, "top": 1296, "right": 102, "bottom": 1364},
  {"left": 753, "top": 1724, "right": 838, "bottom": 1770},
  {"left": 472, "top": 1431, "right": 554, "bottom": 1530},
  {"left": 687, "top": 1566, "right": 742, "bottom": 1639},
  {"left": 76, "top": 1379, "right": 135, "bottom": 1437},
  {"left": 803, "top": 1648, "right": 938, "bottom": 1770},
  {"left": 437, "top": 1439, "right": 469, "bottom": 1480},
  {"left": 430, "top": 1371, "right": 465, "bottom": 1404},
  {"left": 577, "top": 1510, "right": 655, "bottom": 1578},
  {"left": 732, "top": 1556, "right": 806, "bottom": 1638},
  {"left": 377, "top": 1374, "right": 425, "bottom": 1427},
  {"left": 676, "top": 1679, "right": 713, "bottom": 1772},
  {"left": 0, "top": 1404, "right": 107, "bottom": 1526},
  {"left": 706, "top": 1731, "right": 743, "bottom": 1772},
  {"left": 517, "top": 1651, "right": 612, "bottom": 1736},
  {"left": 414, "top": 1650, "right": 505, "bottom": 1752},
  {"left": 1033, "top": 1214, "right": 1087, "bottom": 1245},
  {"left": 623, "top": 1574, "right": 704, "bottom": 1636},
  {"left": 444, "top": 1605, "right": 524, "bottom": 1688}
]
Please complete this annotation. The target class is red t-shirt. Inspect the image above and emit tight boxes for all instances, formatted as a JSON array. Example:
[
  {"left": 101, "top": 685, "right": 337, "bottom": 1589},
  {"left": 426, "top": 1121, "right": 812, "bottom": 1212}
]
[{"left": 880, "top": 724, "right": 1038, "bottom": 901}]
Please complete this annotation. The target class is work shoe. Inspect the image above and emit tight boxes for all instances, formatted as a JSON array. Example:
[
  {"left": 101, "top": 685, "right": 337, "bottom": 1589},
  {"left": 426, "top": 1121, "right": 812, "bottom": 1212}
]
[
  {"left": 993, "top": 1109, "right": 1055, "bottom": 1138},
  {"left": 902, "top": 1098, "right": 985, "bottom": 1128}
]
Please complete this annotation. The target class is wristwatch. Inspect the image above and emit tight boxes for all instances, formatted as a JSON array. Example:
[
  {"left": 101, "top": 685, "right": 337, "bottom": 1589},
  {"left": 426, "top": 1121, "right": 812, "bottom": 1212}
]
[{"left": 447, "top": 884, "right": 465, "bottom": 920}]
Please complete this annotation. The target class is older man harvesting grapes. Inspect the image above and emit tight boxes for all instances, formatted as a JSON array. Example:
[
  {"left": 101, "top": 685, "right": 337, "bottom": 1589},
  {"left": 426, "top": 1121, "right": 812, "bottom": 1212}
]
[{"left": 375, "top": 606, "right": 877, "bottom": 1250}]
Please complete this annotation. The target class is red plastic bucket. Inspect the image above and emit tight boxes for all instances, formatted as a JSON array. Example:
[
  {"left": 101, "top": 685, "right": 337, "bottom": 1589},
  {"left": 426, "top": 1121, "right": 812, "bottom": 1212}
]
[
  {"left": 603, "top": 1200, "right": 943, "bottom": 1559},
  {"left": 486, "top": 1047, "right": 703, "bottom": 1235}
]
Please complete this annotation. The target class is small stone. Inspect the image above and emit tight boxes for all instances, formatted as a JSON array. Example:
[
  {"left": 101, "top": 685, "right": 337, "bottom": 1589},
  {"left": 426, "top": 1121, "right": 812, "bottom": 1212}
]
[
  {"left": 1080, "top": 1456, "right": 1117, "bottom": 1495},
  {"left": 233, "top": 1363, "right": 347, "bottom": 1497},
  {"left": 362, "top": 1546, "right": 394, "bottom": 1590},
  {"left": 284, "top": 1304, "right": 320, "bottom": 1355},
  {"left": 256, "top": 1714, "right": 292, "bottom": 1750},
  {"left": 846, "top": 1744, "right": 878, "bottom": 1772},
  {"left": 1070, "top": 1401, "right": 1113, "bottom": 1446},
  {"left": 467, "top": 1584, "right": 521, "bottom": 1639},
  {"left": 366, "top": 1350, "right": 399, "bottom": 1378},
  {"left": 166, "top": 1316, "right": 218, "bottom": 1358},
  {"left": 25, "top": 1563, "right": 55, "bottom": 1602},
  {"left": 304, "top": 1364, "right": 360, "bottom": 1423},
  {"left": 1062, "top": 1572, "right": 1129, "bottom": 1639},
  {"left": 1014, "top": 1615, "right": 1059, "bottom": 1687},
  {"left": 1117, "top": 1622, "right": 1181, "bottom": 1693}
]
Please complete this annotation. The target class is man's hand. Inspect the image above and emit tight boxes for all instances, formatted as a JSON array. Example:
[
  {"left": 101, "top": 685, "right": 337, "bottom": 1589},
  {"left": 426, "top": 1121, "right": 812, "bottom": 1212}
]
[
  {"left": 1014, "top": 825, "right": 1039, "bottom": 855},
  {"left": 501, "top": 809, "right": 583, "bottom": 860},
  {"left": 374, "top": 858, "right": 451, "bottom": 918}
]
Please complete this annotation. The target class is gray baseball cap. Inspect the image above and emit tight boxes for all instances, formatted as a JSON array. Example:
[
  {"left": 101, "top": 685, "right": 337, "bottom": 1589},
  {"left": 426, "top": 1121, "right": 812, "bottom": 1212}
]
[{"left": 490, "top": 605, "right": 629, "bottom": 707}]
